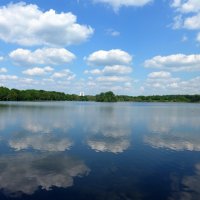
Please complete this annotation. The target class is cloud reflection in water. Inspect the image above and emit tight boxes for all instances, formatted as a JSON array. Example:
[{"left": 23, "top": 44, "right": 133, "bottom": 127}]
[
  {"left": 143, "top": 105, "right": 200, "bottom": 151},
  {"left": 0, "top": 153, "right": 90, "bottom": 196},
  {"left": 85, "top": 105, "right": 132, "bottom": 153}
]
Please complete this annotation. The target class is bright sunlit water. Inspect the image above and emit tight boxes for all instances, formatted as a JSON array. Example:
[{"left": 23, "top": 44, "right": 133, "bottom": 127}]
[{"left": 0, "top": 101, "right": 200, "bottom": 200}]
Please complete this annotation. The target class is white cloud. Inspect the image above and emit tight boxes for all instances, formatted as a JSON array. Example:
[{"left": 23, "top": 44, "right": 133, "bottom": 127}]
[
  {"left": 171, "top": 1, "right": 200, "bottom": 42},
  {"left": 148, "top": 71, "right": 171, "bottom": 78},
  {"left": 0, "top": 2, "right": 94, "bottom": 46},
  {"left": 85, "top": 65, "right": 132, "bottom": 75},
  {"left": 94, "top": 0, "right": 152, "bottom": 11},
  {"left": 10, "top": 48, "right": 76, "bottom": 66},
  {"left": 0, "top": 75, "right": 18, "bottom": 81},
  {"left": 84, "top": 69, "right": 101, "bottom": 75},
  {"left": 0, "top": 68, "right": 7, "bottom": 73},
  {"left": 84, "top": 49, "right": 134, "bottom": 93},
  {"left": 171, "top": 0, "right": 200, "bottom": 13},
  {"left": 51, "top": 69, "right": 76, "bottom": 80},
  {"left": 184, "top": 14, "right": 200, "bottom": 30},
  {"left": 144, "top": 73, "right": 200, "bottom": 94},
  {"left": 144, "top": 54, "right": 200, "bottom": 71},
  {"left": 97, "top": 76, "right": 130, "bottom": 82},
  {"left": 103, "top": 65, "right": 132, "bottom": 74},
  {"left": 22, "top": 66, "right": 54, "bottom": 76},
  {"left": 86, "top": 49, "right": 132, "bottom": 66},
  {"left": 0, "top": 56, "right": 3, "bottom": 61},
  {"left": 171, "top": 0, "right": 181, "bottom": 8}
]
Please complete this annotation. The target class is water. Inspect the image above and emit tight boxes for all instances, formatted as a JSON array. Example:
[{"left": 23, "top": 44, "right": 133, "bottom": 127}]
[{"left": 0, "top": 101, "right": 200, "bottom": 200}]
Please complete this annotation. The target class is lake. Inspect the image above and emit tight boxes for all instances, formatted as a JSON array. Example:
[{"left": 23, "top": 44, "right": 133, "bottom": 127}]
[{"left": 0, "top": 101, "right": 200, "bottom": 200}]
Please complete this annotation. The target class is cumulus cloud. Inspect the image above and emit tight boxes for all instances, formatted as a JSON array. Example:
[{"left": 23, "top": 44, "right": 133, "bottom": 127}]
[
  {"left": 144, "top": 72, "right": 200, "bottom": 94},
  {"left": 86, "top": 49, "right": 132, "bottom": 66},
  {"left": 148, "top": 71, "right": 171, "bottom": 78},
  {"left": 0, "top": 75, "right": 18, "bottom": 81},
  {"left": 0, "top": 2, "right": 93, "bottom": 46},
  {"left": 144, "top": 54, "right": 200, "bottom": 71},
  {"left": 171, "top": 0, "right": 200, "bottom": 42},
  {"left": 84, "top": 49, "right": 134, "bottom": 92},
  {"left": 0, "top": 56, "right": 3, "bottom": 61},
  {"left": 184, "top": 14, "right": 200, "bottom": 30},
  {"left": 93, "top": 0, "right": 152, "bottom": 11},
  {"left": 85, "top": 65, "right": 132, "bottom": 76},
  {"left": 96, "top": 75, "right": 130, "bottom": 82},
  {"left": 0, "top": 153, "right": 90, "bottom": 196},
  {"left": 22, "top": 66, "right": 54, "bottom": 76},
  {"left": 171, "top": 0, "right": 200, "bottom": 13},
  {"left": 0, "top": 68, "right": 7, "bottom": 73},
  {"left": 10, "top": 48, "right": 76, "bottom": 66},
  {"left": 51, "top": 69, "right": 76, "bottom": 80}
]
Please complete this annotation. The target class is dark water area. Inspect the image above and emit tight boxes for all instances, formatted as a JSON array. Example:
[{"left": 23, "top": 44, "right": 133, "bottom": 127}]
[{"left": 0, "top": 101, "right": 200, "bottom": 200}]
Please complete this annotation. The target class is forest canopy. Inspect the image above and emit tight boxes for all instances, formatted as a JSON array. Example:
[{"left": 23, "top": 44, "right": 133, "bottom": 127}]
[{"left": 0, "top": 86, "right": 200, "bottom": 102}]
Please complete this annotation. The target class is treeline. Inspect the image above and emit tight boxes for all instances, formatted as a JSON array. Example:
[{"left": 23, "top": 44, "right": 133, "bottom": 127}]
[
  {"left": 0, "top": 87, "right": 95, "bottom": 101},
  {"left": 116, "top": 94, "right": 200, "bottom": 103},
  {"left": 0, "top": 87, "right": 200, "bottom": 102}
]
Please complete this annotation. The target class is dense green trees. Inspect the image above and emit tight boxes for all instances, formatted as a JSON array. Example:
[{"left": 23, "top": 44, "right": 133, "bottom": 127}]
[
  {"left": 0, "top": 86, "right": 200, "bottom": 102},
  {"left": 96, "top": 91, "right": 117, "bottom": 102}
]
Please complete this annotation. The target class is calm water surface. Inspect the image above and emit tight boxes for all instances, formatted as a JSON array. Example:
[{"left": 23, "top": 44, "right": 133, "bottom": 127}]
[{"left": 0, "top": 101, "right": 200, "bottom": 200}]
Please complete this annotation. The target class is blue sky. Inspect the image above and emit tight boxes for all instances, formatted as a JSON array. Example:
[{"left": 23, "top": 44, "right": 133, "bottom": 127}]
[{"left": 0, "top": 0, "right": 200, "bottom": 95}]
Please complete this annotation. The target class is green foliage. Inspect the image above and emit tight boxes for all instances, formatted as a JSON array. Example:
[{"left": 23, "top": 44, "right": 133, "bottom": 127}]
[
  {"left": 0, "top": 86, "right": 200, "bottom": 102},
  {"left": 96, "top": 91, "right": 117, "bottom": 102}
]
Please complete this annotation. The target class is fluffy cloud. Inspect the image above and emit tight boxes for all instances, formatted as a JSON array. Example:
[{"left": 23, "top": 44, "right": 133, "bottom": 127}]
[
  {"left": 171, "top": 0, "right": 200, "bottom": 13},
  {"left": 143, "top": 73, "right": 200, "bottom": 95},
  {"left": 94, "top": 0, "right": 152, "bottom": 11},
  {"left": 0, "top": 153, "right": 90, "bottom": 195},
  {"left": 148, "top": 71, "right": 171, "bottom": 78},
  {"left": 0, "top": 2, "right": 93, "bottom": 46},
  {"left": 171, "top": 0, "right": 200, "bottom": 42},
  {"left": 0, "top": 68, "right": 7, "bottom": 73},
  {"left": 10, "top": 48, "right": 76, "bottom": 66},
  {"left": 84, "top": 49, "right": 133, "bottom": 92},
  {"left": 51, "top": 69, "right": 76, "bottom": 80},
  {"left": 96, "top": 76, "right": 130, "bottom": 82},
  {"left": 22, "top": 66, "right": 54, "bottom": 76},
  {"left": 184, "top": 14, "right": 200, "bottom": 29},
  {"left": 0, "top": 56, "right": 3, "bottom": 61},
  {"left": 86, "top": 49, "right": 132, "bottom": 66},
  {"left": 0, "top": 75, "right": 18, "bottom": 81},
  {"left": 144, "top": 54, "right": 200, "bottom": 71},
  {"left": 85, "top": 65, "right": 132, "bottom": 75}
]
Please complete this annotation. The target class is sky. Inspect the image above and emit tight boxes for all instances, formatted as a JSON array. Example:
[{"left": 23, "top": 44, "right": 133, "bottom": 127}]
[{"left": 0, "top": 0, "right": 200, "bottom": 95}]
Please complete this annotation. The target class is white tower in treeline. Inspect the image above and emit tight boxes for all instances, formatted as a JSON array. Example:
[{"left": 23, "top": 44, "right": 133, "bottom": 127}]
[{"left": 79, "top": 92, "right": 85, "bottom": 96}]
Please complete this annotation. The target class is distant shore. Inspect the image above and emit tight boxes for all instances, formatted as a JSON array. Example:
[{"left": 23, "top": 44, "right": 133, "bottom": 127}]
[{"left": 0, "top": 86, "right": 200, "bottom": 103}]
